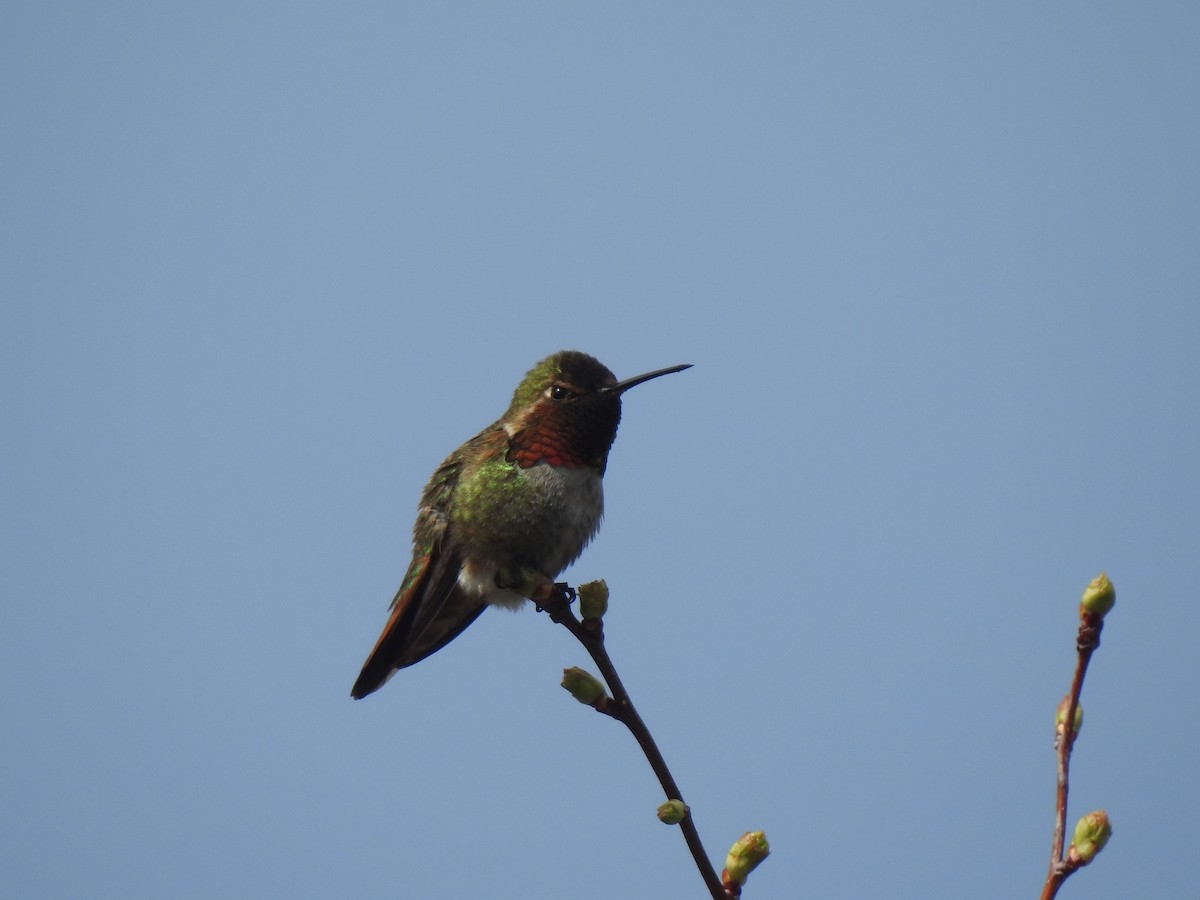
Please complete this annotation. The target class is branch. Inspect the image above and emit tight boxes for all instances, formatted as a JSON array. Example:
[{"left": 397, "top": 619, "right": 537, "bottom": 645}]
[
  {"left": 1039, "top": 574, "right": 1116, "bottom": 900},
  {"left": 539, "top": 582, "right": 734, "bottom": 899}
]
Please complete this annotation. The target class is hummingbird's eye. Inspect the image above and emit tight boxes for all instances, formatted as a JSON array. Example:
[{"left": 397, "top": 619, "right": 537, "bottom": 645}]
[{"left": 549, "top": 385, "right": 569, "bottom": 401}]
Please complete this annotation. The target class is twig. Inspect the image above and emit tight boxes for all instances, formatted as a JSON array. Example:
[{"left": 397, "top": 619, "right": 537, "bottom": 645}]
[
  {"left": 1039, "top": 612, "right": 1103, "bottom": 900},
  {"left": 540, "top": 583, "right": 730, "bottom": 900}
]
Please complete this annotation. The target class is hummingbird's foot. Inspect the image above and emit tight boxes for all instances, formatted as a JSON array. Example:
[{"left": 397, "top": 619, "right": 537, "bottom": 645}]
[{"left": 495, "top": 565, "right": 556, "bottom": 603}]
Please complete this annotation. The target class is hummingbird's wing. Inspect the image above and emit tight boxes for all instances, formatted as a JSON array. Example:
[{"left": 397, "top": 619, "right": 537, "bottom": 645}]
[{"left": 350, "top": 432, "right": 499, "bottom": 700}]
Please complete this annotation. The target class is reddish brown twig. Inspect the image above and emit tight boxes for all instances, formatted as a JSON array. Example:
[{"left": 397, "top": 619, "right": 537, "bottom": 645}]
[
  {"left": 541, "top": 584, "right": 732, "bottom": 900},
  {"left": 1040, "top": 612, "right": 1104, "bottom": 900}
]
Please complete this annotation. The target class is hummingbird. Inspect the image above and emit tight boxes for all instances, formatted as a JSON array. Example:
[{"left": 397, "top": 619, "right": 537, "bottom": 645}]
[{"left": 351, "top": 350, "right": 690, "bottom": 699}]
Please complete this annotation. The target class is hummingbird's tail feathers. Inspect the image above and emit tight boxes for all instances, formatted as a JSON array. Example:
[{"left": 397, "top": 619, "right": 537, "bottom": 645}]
[
  {"left": 351, "top": 600, "right": 408, "bottom": 699},
  {"left": 351, "top": 547, "right": 485, "bottom": 699},
  {"left": 350, "top": 649, "right": 399, "bottom": 699}
]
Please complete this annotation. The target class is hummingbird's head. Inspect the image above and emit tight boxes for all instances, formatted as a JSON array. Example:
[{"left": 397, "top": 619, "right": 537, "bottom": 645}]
[{"left": 503, "top": 351, "right": 691, "bottom": 472}]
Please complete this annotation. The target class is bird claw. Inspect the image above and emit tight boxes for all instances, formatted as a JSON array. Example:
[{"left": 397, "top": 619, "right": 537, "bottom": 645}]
[{"left": 534, "top": 582, "right": 576, "bottom": 615}]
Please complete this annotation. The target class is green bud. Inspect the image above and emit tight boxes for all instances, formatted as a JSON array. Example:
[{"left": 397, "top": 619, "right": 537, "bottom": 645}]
[
  {"left": 1069, "top": 810, "right": 1112, "bottom": 864},
  {"left": 657, "top": 801, "right": 686, "bottom": 825},
  {"left": 1080, "top": 572, "right": 1116, "bottom": 618},
  {"left": 1055, "top": 696, "right": 1083, "bottom": 741},
  {"left": 656, "top": 799, "right": 688, "bottom": 825},
  {"left": 723, "top": 831, "right": 770, "bottom": 885},
  {"left": 578, "top": 579, "right": 610, "bottom": 621},
  {"left": 561, "top": 666, "right": 606, "bottom": 705}
]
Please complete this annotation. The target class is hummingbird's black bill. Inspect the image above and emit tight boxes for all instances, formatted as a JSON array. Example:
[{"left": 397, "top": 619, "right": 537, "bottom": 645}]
[{"left": 604, "top": 363, "right": 692, "bottom": 394}]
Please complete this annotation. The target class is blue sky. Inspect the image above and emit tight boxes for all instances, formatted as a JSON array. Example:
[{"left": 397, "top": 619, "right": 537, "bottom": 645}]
[{"left": 3, "top": 3, "right": 1198, "bottom": 897}]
